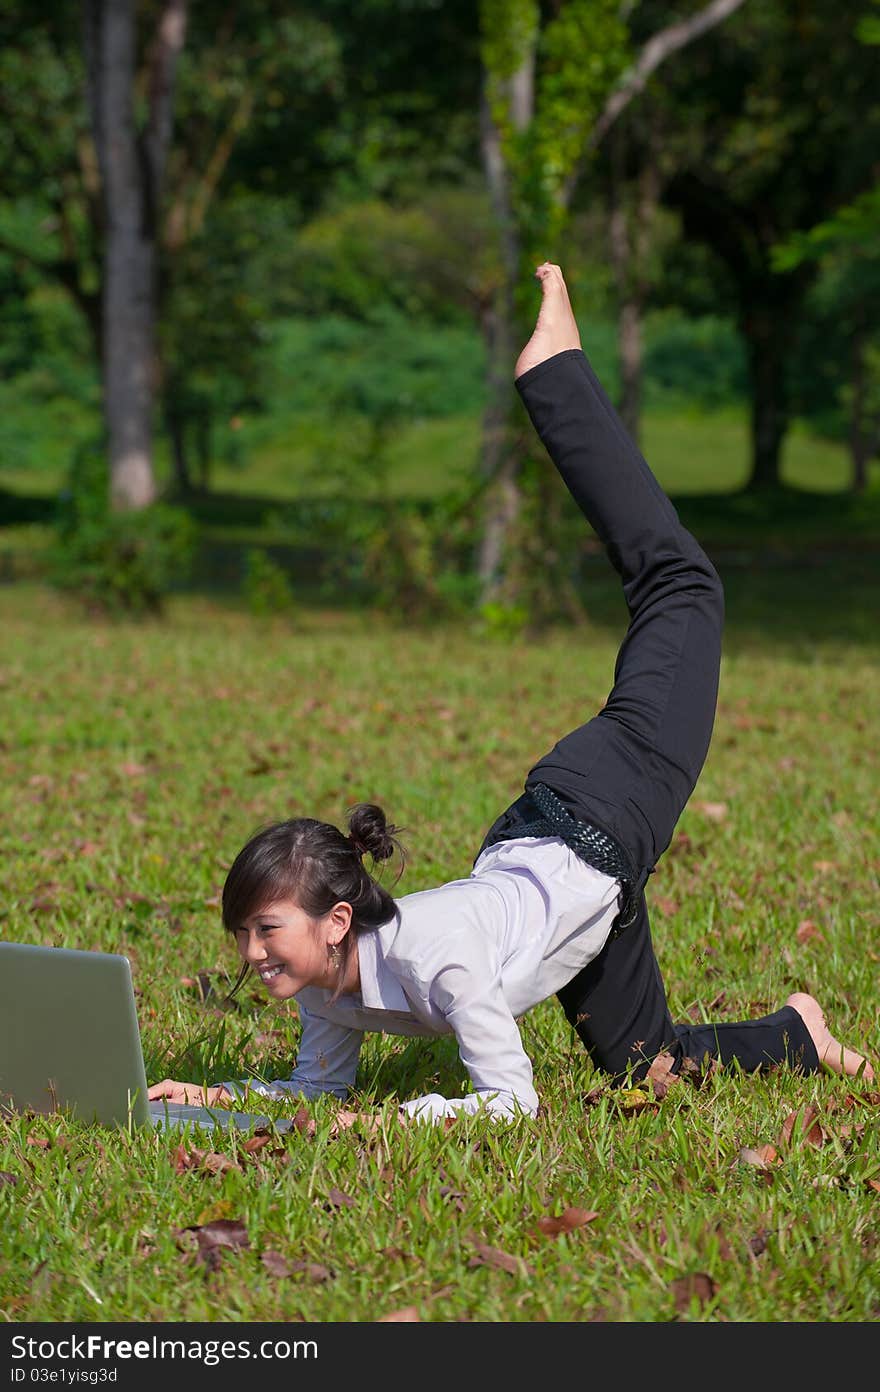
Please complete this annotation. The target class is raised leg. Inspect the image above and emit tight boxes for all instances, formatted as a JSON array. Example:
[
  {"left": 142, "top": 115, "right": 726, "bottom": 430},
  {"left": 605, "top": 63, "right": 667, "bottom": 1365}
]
[
  {"left": 514, "top": 266, "right": 724, "bottom": 872},
  {"left": 507, "top": 265, "right": 874, "bottom": 1086}
]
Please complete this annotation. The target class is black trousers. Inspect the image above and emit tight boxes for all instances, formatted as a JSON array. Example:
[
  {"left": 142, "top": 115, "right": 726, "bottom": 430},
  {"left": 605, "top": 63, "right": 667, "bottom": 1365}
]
[{"left": 476, "top": 349, "right": 819, "bottom": 1082}]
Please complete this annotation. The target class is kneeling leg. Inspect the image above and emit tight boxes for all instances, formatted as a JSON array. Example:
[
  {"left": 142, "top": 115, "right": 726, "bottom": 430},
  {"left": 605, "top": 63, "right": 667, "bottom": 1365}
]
[{"left": 557, "top": 900, "right": 820, "bottom": 1083}]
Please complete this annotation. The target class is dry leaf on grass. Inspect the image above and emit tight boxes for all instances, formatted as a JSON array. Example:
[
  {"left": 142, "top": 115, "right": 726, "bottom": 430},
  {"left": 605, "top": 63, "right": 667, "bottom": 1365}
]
[
  {"left": 242, "top": 1135, "right": 272, "bottom": 1155},
  {"left": 670, "top": 1272, "right": 717, "bottom": 1314},
  {"left": 292, "top": 1106, "right": 316, "bottom": 1137},
  {"left": 647, "top": 1052, "right": 678, "bottom": 1099},
  {"left": 324, "top": 1187, "right": 356, "bottom": 1210},
  {"left": 178, "top": 1218, "right": 250, "bottom": 1271},
  {"left": 438, "top": 1184, "right": 466, "bottom": 1212},
  {"left": 780, "top": 1105, "right": 826, "bottom": 1148},
  {"left": 467, "top": 1235, "right": 531, "bottom": 1277},
  {"left": 679, "top": 1055, "right": 721, "bottom": 1089},
  {"left": 738, "top": 1144, "right": 781, "bottom": 1171},
  {"left": 378, "top": 1307, "right": 420, "bottom": 1321},
  {"left": 796, "top": 920, "right": 825, "bottom": 945},
  {"left": 747, "top": 1230, "right": 770, "bottom": 1257},
  {"left": 535, "top": 1207, "right": 599, "bottom": 1239},
  {"left": 173, "top": 1144, "right": 241, "bottom": 1176},
  {"left": 288, "top": 1261, "right": 333, "bottom": 1282}
]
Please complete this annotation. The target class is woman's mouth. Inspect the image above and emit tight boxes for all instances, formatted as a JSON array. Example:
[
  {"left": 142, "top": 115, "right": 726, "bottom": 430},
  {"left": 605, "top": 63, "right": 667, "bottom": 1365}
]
[{"left": 259, "top": 964, "right": 284, "bottom": 982}]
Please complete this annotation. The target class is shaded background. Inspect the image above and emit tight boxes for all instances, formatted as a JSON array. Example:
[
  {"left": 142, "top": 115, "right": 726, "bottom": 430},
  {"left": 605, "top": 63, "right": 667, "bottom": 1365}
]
[{"left": 0, "top": 0, "right": 878, "bottom": 636}]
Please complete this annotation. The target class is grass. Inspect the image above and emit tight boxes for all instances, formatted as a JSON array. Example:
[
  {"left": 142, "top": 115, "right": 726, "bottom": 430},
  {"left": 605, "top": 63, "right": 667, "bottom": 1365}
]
[
  {"left": 0, "top": 568, "right": 878, "bottom": 1324},
  {"left": 0, "top": 403, "right": 866, "bottom": 506}
]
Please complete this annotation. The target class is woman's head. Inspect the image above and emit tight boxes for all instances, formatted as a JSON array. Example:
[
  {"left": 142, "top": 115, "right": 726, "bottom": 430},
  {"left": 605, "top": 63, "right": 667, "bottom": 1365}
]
[{"left": 222, "top": 803, "right": 406, "bottom": 1002}]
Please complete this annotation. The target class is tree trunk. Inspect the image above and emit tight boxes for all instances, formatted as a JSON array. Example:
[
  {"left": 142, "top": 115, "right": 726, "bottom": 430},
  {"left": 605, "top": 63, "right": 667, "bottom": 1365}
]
[
  {"left": 617, "top": 300, "right": 643, "bottom": 446},
  {"left": 477, "top": 298, "right": 517, "bottom": 587},
  {"left": 84, "top": 0, "right": 156, "bottom": 510},
  {"left": 84, "top": 0, "right": 188, "bottom": 511},
  {"left": 849, "top": 321, "right": 869, "bottom": 494},
  {"left": 196, "top": 410, "right": 212, "bottom": 491},
  {"left": 165, "top": 402, "right": 193, "bottom": 495},
  {"left": 476, "top": 68, "right": 532, "bottom": 603},
  {"left": 608, "top": 121, "right": 662, "bottom": 449},
  {"left": 741, "top": 298, "right": 796, "bottom": 491},
  {"left": 609, "top": 126, "right": 642, "bottom": 445}
]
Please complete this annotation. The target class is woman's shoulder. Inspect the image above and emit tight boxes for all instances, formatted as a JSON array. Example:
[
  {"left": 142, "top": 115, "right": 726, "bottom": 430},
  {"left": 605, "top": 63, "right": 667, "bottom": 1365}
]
[{"left": 385, "top": 875, "right": 510, "bottom": 979}]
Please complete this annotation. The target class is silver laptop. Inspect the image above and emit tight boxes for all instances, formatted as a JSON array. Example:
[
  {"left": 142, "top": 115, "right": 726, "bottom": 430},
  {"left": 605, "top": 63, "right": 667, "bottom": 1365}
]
[{"left": 0, "top": 941, "right": 293, "bottom": 1133}]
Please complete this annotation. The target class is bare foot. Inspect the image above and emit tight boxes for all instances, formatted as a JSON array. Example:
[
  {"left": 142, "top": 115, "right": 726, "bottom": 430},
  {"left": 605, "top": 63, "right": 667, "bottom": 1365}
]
[
  {"left": 786, "top": 992, "right": 874, "bottom": 1082},
  {"left": 514, "top": 262, "right": 582, "bottom": 380}
]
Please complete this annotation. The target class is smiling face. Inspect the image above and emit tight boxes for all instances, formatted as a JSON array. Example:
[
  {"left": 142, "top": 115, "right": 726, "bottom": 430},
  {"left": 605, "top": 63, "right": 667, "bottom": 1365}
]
[{"left": 235, "top": 897, "right": 354, "bottom": 1000}]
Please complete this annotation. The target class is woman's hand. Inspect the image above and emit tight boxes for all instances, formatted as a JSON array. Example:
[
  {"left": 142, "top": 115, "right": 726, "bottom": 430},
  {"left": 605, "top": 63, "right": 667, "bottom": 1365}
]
[{"left": 147, "top": 1079, "right": 233, "bottom": 1107}]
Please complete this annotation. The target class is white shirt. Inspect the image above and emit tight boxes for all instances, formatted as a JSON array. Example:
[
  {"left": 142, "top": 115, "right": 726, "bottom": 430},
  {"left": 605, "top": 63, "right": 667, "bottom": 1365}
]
[{"left": 221, "top": 837, "right": 621, "bottom": 1122}]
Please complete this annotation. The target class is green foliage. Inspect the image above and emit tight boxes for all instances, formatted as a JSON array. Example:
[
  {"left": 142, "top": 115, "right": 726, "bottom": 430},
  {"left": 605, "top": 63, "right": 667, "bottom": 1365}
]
[
  {"left": 478, "top": 598, "right": 530, "bottom": 640},
  {"left": 480, "top": 0, "right": 629, "bottom": 268},
  {"left": 0, "top": 280, "right": 100, "bottom": 481},
  {"left": 855, "top": 0, "right": 880, "bottom": 44},
  {"left": 241, "top": 547, "right": 296, "bottom": 617},
  {"left": 259, "top": 309, "right": 488, "bottom": 431},
  {"left": 772, "top": 186, "right": 880, "bottom": 272},
  {"left": 264, "top": 490, "right": 480, "bottom": 620},
  {"left": 48, "top": 443, "right": 197, "bottom": 616},
  {"left": 488, "top": 450, "right": 590, "bottom": 631},
  {"left": 772, "top": 183, "right": 880, "bottom": 448},
  {"left": 287, "top": 190, "right": 503, "bottom": 326},
  {"left": 533, "top": 0, "right": 628, "bottom": 196},
  {"left": 643, "top": 313, "right": 747, "bottom": 410},
  {"left": 362, "top": 497, "right": 480, "bottom": 620},
  {"left": 158, "top": 191, "right": 290, "bottom": 493}
]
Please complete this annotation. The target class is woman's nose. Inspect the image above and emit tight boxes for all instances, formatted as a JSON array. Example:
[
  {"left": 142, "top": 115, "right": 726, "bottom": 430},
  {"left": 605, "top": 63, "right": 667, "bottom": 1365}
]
[{"left": 241, "top": 931, "right": 267, "bottom": 963}]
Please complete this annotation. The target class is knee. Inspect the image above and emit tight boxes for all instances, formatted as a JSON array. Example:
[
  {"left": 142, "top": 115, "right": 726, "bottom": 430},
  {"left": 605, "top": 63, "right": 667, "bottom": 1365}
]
[
  {"left": 679, "top": 546, "right": 725, "bottom": 635},
  {"left": 702, "top": 555, "right": 725, "bottom": 626}
]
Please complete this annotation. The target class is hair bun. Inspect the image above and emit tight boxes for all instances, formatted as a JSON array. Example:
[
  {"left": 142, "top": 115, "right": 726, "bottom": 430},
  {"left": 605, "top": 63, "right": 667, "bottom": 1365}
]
[{"left": 346, "top": 802, "right": 406, "bottom": 873}]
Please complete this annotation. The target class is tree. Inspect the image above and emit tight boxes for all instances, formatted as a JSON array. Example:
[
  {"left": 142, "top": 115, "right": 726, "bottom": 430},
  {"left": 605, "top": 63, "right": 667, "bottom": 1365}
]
[
  {"left": 0, "top": 2, "right": 346, "bottom": 508},
  {"left": 654, "top": 0, "right": 880, "bottom": 490},
  {"left": 476, "top": 0, "right": 748, "bottom": 603},
  {"left": 774, "top": 187, "right": 880, "bottom": 492}
]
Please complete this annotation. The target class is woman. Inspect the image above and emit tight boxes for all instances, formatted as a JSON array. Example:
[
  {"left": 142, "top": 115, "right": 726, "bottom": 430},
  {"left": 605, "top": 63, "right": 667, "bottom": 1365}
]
[{"left": 150, "top": 264, "right": 872, "bottom": 1122}]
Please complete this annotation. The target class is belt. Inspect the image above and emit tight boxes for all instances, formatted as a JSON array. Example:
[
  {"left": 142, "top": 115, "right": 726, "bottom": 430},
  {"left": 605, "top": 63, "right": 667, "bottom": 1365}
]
[{"left": 483, "top": 781, "right": 642, "bottom": 935}]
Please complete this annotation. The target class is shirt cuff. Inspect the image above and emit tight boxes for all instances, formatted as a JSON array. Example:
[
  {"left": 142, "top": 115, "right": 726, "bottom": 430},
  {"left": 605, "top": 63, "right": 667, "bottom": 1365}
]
[{"left": 398, "top": 1091, "right": 534, "bottom": 1123}]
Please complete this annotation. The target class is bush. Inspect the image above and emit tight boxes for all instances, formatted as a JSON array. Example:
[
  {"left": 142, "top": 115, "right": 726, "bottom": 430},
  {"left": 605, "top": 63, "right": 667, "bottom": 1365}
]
[
  {"left": 643, "top": 312, "right": 747, "bottom": 409},
  {"left": 241, "top": 547, "right": 296, "bottom": 616},
  {"left": 266, "top": 489, "right": 480, "bottom": 620},
  {"left": 49, "top": 441, "right": 197, "bottom": 615}
]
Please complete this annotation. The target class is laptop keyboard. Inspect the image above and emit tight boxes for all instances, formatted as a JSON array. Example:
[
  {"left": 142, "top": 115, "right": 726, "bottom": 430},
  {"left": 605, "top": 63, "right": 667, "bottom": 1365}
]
[{"left": 149, "top": 1100, "right": 291, "bottom": 1132}]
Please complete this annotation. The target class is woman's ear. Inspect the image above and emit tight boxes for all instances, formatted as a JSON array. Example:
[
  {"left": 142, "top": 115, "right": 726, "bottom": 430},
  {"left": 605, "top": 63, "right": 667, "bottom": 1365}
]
[{"left": 326, "top": 901, "right": 353, "bottom": 945}]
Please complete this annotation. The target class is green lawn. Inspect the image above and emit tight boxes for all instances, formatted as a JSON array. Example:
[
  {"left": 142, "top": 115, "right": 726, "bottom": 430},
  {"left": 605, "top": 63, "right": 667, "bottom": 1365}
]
[
  {"left": 0, "top": 405, "right": 863, "bottom": 505},
  {"left": 0, "top": 577, "right": 877, "bottom": 1322}
]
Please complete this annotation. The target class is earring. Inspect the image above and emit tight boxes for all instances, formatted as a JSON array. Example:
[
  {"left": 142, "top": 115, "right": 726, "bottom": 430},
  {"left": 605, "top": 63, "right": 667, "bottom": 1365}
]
[{"left": 329, "top": 943, "right": 342, "bottom": 972}]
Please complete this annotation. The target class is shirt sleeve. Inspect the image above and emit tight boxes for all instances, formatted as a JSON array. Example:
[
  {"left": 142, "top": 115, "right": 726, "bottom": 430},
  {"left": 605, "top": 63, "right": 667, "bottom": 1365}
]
[
  {"left": 217, "top": 1000, "right": 362, "bottom": 1103},
  {"left": 398, "top": 937, "right": 540, "bottom": 1123}
]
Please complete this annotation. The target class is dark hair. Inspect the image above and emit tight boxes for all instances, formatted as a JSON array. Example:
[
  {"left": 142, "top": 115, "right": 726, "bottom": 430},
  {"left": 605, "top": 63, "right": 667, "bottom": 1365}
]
[{"left": 222, "top": 803, "right": 407, "bottom": 1003}]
